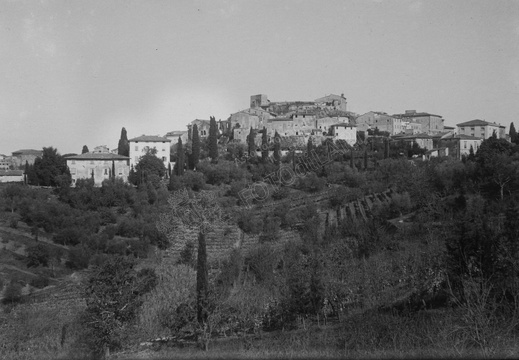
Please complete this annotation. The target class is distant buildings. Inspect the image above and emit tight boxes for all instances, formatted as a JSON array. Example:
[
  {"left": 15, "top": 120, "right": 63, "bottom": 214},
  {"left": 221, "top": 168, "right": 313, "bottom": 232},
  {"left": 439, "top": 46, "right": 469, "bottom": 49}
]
[
  {"left": 10, "top": 149, "right": 42, "bottom": 168},
  {"left": 65, "top": 145, "right": 130, "bottom": 186},
  {"left": 393, "top": 110, "right": 444, "bottom": 134},
  {"left": 356, "top": 112, "right": 404, "bottom": 135}
]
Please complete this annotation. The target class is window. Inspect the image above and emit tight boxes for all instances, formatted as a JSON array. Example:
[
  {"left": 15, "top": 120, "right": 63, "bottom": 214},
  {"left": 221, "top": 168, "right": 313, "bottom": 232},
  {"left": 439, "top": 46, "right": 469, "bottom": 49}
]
[
  {"left": 70, "top": 168, "right": 76, "bottom": 175},
  {"left": 135, "top": 156, "right": 139, "bottom": 163},
  {"left": 104, "top": 169, "right": 108, "bottom": 175},
  {"left": 162, "top": 148, "right": 166, "bottom": 152},
  {"left": 471, "top": 127, "right": 475, "bottom": 131},
  {"left": 71, "top": 160, "right": 76, "bottom": 164},
  {"left": 460, "top": 127, "right": 465, "bottom": 131},
  {"left": 162, "top": 157, "right": 166, "bottom": 162},
  {"left": 464, "top": 141, "right": 467, "bottom": 149}
]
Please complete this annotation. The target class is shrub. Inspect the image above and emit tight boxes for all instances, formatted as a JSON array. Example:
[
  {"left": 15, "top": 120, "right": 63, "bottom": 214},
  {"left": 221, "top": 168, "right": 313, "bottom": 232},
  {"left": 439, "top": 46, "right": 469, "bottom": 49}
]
[
  {"left": 26, "top": 243, "right": 50, "bottom": 267},
  {"left": 66, "top": 246, "right": 91, "bottom": 270},
  {"left": 259, "top": 214, "right": 280, "bottom": 243},
  {"left": 178, "top": 241, "right": 196, "bottom": 268},
  {"left": 53, "top": 227, "right": 84, "bottom": 246},
  {"left": 137, "top": 264, "right": 196, "bottom": 339},
  {"left": 237, "top": 211, "right": 263, "bottom": 234},
  {"left": 30, "top": 275, "right": 50, "bottom": 289},
  {"left": 2, "top": 282, "right": 23, "bottom": 305},
  {"left": 272, "top": 186, "right": 290, "bottom": 200},
  {"left": 182, "top": 171, "right": 206, "bottom": 191}
]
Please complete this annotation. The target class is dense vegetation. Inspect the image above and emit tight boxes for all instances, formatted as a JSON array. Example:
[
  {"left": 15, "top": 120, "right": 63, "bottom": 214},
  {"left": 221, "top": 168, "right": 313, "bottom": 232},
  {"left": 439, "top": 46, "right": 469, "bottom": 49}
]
[{"left": 2, "top": 132, "right": 519, "bottom": 359}]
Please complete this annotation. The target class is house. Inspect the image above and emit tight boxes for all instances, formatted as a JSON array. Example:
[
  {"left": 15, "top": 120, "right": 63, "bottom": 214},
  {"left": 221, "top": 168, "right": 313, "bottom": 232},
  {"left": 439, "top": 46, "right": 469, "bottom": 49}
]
[
  {"left": 128, "top": 135, "right": 171, "bottom": 169},
  {"left": 440, "top": 133, "right": 483, "bottom": 160},
  {"left": 393, "top": 110, "right": 444, "bottom": 134},
  {"left": 331, "top": 123, "right": 357, "bottom": 146},
  {"left": 314, "top": 94, "right": 348, "bottom": 112},
  {"left": 165, "top": 130, "right": 188, "bottom": 145},
  {"left": 0, "top": 170, "right": 24, "bottom": 183},
  {"left": 456, "top": 119, "right": 506, "bottom": 140},
  {"left": 11, "top": 149, "right": 42, "bottom": 168},
  {"left": 0, "top": 159, "right": 10, "bottom": 170},
  {"left": 392, "top": 133, "right": 434, "bottom": 151},
  {"left": 355, "top": 112, "right": 404, "bottom": 135},
  {"left": 66, "top": 146, "right": 130, "bottom": 186}
]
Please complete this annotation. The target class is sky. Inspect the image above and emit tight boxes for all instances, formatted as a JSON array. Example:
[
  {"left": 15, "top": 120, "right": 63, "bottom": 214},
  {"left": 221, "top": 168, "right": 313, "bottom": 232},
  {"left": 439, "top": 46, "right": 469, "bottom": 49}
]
[{"left": 1, "top": 0, "right": 518, "bottom": 155}]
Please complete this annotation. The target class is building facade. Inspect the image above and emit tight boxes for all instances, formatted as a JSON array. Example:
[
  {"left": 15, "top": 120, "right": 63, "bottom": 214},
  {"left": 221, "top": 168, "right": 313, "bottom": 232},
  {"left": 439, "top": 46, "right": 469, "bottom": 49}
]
[
  {"left": 10, "top": 149, "right": 42, "bottom": 168},
  {"left": 356, "top": 112, "right": 404, "bottom": 135},
  {"left": 394, "top": 110, "right": 444, "bottom": 134},
  {"left": 66, "top": 146, "right": 130, "bottom": 186},
  {"left": 128, "top": 135, "right": 171, "bottom": 169},
  {"left": 456, "top": 119, "right": 506, "bottom": 139}
]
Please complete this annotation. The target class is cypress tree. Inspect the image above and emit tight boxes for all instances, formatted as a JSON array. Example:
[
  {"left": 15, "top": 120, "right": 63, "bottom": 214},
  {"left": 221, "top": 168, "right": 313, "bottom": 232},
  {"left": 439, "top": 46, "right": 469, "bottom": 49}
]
[
  {"left": 350, "top": 148, "right": 354, "bottom": 169},
  {"left": 208, "top": 116, "right": 218, "bottom": 162},
  {"left": 261, "top": 127, "right": 269, "bottom": 163},
  {"left": 112, "top": 161, "right": 116, "bottom": 181},
  {"left": 274, "top": 131, "right": 281, "bottom": 165},
  {"left": 192, "top": 124, "right": 200, "bottom": 169},
  {"left": 24, "top": 161, "right": 29, "bottom": 184},
  {"left": 196, "top": 231, "right": 208, "bottom": 325},
  {"left": 247, "top": 128, "right": 256, "bottom": 158},
  {"left": 81, "top": 145, "right": 89, "bottom": 154},
  {"left": 307, "top": 136, "right": 313, "bottom": 156},
  {"left": 363, "top": 148, "right": 368, "bottom": 170},
  {"left": 176, "top": 137, "right": 184, "bottom": 176},
  {"left": 117, "top": 127, "right": 130, "bottom": 157},
  {"left": 510, "top": 122, "right": 518, "bottom": 144}
]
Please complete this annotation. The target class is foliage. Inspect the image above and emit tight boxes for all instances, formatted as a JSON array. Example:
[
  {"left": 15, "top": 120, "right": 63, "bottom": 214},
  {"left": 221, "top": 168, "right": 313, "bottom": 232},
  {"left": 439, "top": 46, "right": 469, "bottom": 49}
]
[
  {"left": 82, "top": 256, "right": 157, "bottom": 356},
  {"left": 2, "top": 281, "right": 23, "bottom": 305},
  {"left": 175, "top": 137, "right": 184, "bottom": 176},
  {"left": 133, "top": 151, "right": 166, "bottom": 185},
  {"left": 32, "top": 147, "right": 71, "bottom": 187},
  {"left": 208, "top": 116, "right": 219, "bottom": 162},
  {"left": 191, "top": 124, "right": 200, "bottom": 169},
  {"left": 117, "top": 127, "right": 130, "bottom": 157},
  {"left": 81, "top": 145, "right": 89, "bottom": 154},
  {"left": 26, "top": 244, "right": 50, "bottom": 267},
  {"left": 247, "top": 128, "right": 256, "bottom": 158},
  {"left": 261, "top": 127, "right": 269, "bottom": 162}
]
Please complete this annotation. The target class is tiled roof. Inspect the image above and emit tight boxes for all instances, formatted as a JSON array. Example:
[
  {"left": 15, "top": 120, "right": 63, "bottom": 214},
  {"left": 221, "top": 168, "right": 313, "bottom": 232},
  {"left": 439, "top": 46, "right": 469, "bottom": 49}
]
[
  {"left": 12, "top": 149, "right": 42, "bottom": 156},
  {"left": 165, "top": 131, "right": 187, "bottom": 137},
  {"left": 331, "top": 123, "right": 356, "bottom": 128},
  {"left": 456, "top": 119, "right": 492, "bottom": 127},
  {"left": 0, "top": 170, "right": 24, "bottom": 176},
  {"left": 315, "top": 94, "right": 345, "bottom": 102},
  {"left": 442, "top": 134, "right": 481, "bottom": 141},
  {"left": 66, "top": 153, "right": 130, "bottom": 160},
  {"left": 397, "top": 112, "right": 442, "bottom": 118},
  {"left": 128, "top": 135, "right": 171, "bottom": 142}
]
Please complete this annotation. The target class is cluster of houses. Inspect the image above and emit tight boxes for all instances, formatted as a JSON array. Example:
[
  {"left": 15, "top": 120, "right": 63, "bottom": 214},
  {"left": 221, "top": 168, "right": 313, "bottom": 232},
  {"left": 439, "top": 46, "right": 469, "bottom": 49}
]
[{"left": 1, "top": 93, "right": 509, "bottom": 186}]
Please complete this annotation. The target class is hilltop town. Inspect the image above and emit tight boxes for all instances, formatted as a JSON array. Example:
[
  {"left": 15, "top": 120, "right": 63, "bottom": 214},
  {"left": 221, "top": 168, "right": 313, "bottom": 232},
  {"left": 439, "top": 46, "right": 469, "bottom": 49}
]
[{"left": 0, "top": 93, "right": 510, "bottom": 187}]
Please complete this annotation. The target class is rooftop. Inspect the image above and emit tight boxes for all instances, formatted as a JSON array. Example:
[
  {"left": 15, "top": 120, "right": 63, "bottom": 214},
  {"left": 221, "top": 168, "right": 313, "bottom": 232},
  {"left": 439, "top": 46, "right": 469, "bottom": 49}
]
[
  {"left": 66, "top": 152, "right": 130, "bottom": 161},
  {"left": 0, "top": 170, "right": 24, "bottom": 176},
  {"left": 128, "top": 135, "right": 171, "bottom": 143},
  {"left": 12, "top": 149, "right": 42, "bottom": 156}
]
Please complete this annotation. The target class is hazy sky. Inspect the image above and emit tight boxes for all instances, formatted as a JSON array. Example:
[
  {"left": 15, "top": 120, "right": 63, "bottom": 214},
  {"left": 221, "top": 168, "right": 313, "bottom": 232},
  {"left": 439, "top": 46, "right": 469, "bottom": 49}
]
[{"left": 1, "top": 0, "right": 518, "bottom": 155}]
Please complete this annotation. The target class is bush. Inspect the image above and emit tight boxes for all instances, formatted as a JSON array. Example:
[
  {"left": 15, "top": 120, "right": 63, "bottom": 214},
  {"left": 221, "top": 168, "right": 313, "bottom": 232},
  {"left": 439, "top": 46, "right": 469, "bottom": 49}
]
[
  {"left": 2, "top": 282, "right": 23, "bottom": 305},
  {"left": 30, "top": 275, "right": 50, "bottom": 289},
  {"left": 178, "top": 241, "right": 196, "bottom": 268},
  {"left": 272, "top": 186, "right": 290, "bottom": 200},
  {"left": 296, "top": 172, "right": 326, "bottom": 193},
  {"left": 66, "top": 246, "right": 91, "bottom": 270},
  {"left": 237, "top": 210, "right": 263, "bottom": 234},
  {"left": 182, "top": 171, "right": 206, "bottom": 191},
  {"left": 53, "top": 227, "right": 84, "bottom": 246},
  {"left": 26, "top": 243, "right": 50, "bottom": 267}
]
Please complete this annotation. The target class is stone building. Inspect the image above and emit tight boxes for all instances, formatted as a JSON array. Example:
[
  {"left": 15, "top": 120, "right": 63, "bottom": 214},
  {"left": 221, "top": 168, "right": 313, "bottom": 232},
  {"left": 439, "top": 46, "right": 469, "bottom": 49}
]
[
  {"left": 10, "top": 149, "right": 42, "bottom": 168},
  {"left": 356, "top": 112, "right": 404, "bottom": 135},
  {"left": 66, "top": 146, "right": 130, "bottom": 186},
  {"left": 393, "top": 110, "right": 444, "bottom": 134}
]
